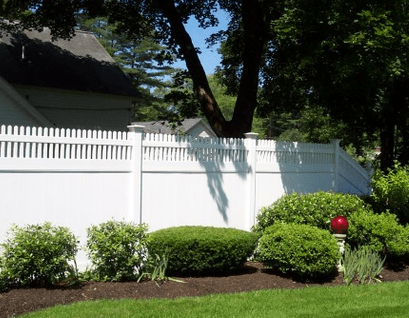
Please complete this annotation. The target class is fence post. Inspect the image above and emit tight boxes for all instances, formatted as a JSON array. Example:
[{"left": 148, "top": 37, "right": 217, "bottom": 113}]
[
  {"left": 244, "top": 132, "right": 258, "bottom": 231},
  {"left": 331, "top": 139, "right": 341, "bottom": 193},
  {"left": 128, "top": 124, "right": 145, "bottom": 224}
]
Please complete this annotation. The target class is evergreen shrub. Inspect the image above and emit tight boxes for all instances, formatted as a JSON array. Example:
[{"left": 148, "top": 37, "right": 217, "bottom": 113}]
[
  {"left": 85, "top": 220, "right": 149, "bottom": 281},
  {"left": 257, "top": 223, "right": 339, "bottom": 278},
  {"left": 0, "top": 222, "right": 78, "bottom": 290},
  {"left": 253, "top": 191, "right": 372, "bottom": 233},
  {"left": 347, "top": 209, "right": 409, "bottom": 257},
  {"left": 147, "top": 226, "right": 259, "bottom": 275}
]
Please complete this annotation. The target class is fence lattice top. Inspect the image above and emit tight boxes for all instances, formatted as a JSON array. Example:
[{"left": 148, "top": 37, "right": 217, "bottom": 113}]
[
  {"left": 0, "top": 125, "right": 132, "bottom": 160},
  {"left": 0, "top": 125, "right": 344, "bottom": 166},
  {"left": 142, "top": 132, "right": 247, "bottom": 163},
  {"left": 256, "top": 139, "right": 334, "bottom": 165}
]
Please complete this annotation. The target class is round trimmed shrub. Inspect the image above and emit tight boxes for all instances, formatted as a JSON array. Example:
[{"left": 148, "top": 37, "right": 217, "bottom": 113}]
[
  {"left": 253, "top": 191, "right": 373, "bottom": 233},
  {"left": 147, "top": 226, "right": 259, "bottom": 275},
  {"left": 347, "top": 209, "right": 409, "bottom": 257},
  {"left": 85, "top": 220, "right": 149, "bottom": 281},
  {"left": 257, "top": 223, "right": 339, "bottom": 278},
  {"left": 0, "top": 222, "right": 78, "bottom": 290}
]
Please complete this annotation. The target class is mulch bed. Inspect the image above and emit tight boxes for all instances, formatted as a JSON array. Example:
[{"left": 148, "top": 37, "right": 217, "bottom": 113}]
[{"left": 1, "top": 261, "right": 409, "bottom": 318}]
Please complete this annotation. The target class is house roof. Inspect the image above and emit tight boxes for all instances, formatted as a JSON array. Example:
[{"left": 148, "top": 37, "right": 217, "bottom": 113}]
[
  {"left": 0, "top": 27, "right": 140, "bottom": 97},
  {"left": 133, "top": 118, "right": 216, "bottom": 136}
]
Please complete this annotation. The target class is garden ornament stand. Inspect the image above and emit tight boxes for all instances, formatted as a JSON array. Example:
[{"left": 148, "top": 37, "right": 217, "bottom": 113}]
[{"left": 331, "top": 216, "right": 349, "bottom": 272}]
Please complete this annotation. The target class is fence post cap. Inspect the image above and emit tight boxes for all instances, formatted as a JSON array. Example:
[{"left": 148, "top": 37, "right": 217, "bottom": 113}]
[
  {"left": 127, "top": 124, "right": 145, "bottom": 132},
  {"left": 330, "top": 139, "right": 341, "bottom": 145},
  {"left": 244, "top": 132, "right": 258, "bottom": 139}
]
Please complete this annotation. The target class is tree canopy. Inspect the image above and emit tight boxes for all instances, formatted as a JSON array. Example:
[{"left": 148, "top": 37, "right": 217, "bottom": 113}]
[
  {"left": 76, "top": 15, "right": 180, "bottom": 121},
  {"left": 2, "top": 0, "right": 409, "bottom": 169},
  {"left": 258, "top": 0, "right": 409, "bottom": 170},
  {"left": 1, "top": 0, "right": 273, "bottom": 138}
]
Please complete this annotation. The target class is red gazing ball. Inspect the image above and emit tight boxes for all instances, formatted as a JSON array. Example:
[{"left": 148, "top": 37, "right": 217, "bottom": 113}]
[{"left": 331, "top": 216, "right": 349, "bottom": 233}]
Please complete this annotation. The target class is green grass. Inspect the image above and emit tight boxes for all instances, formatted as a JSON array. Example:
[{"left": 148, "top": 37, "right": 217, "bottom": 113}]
[{"left": 22, "top": 281, "right": 409, "bottom": 318}]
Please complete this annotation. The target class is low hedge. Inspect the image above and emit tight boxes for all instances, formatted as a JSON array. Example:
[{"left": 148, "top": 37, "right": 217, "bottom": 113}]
[
  {"left": 147, "top": 226, "right": 259, "bottom": 275},
  {"left": 257, "top": 223, "right": 340, "bottom": 278}
]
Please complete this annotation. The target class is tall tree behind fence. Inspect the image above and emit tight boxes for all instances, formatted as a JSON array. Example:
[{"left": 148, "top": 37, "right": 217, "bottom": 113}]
[{"left": 0, "top": 124, "right": 372, "bottom": 268}]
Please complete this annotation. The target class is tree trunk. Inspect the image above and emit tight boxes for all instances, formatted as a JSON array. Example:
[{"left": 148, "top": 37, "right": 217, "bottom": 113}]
[
  {"left": 230, "top": 0, "right": 267, "bottom": 137},
  {"left": 160, "top": 0, "right": 266, "bottom": 138}
]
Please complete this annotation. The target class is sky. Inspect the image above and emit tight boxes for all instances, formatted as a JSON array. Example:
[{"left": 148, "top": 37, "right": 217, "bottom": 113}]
[{"left": 172, "top": 10, "right": 230, "bottom": 75}]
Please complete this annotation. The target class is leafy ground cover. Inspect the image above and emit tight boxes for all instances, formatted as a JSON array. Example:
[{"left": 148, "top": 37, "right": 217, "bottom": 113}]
[{"left": 1, "top": 261, "right": 409, "bottom": 318}]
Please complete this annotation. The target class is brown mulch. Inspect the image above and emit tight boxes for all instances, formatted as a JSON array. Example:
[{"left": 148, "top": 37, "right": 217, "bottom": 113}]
[{"left": 1, "top": 261, "right": 409, "bottom": 318}]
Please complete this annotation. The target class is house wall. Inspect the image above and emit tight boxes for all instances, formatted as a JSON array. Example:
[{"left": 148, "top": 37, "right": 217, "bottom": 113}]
[
  {"left": 0, "top": 94, "right": 37, "bottom": 127},
  {"left": 0, "top": 77, "right": 51, "bottom": 127},
  {"left": 0, "top": 125, "right": 372, "bottom": 269},
  {"left": 188, "top": 123, "right": 217, "bottom": 138},
  {"left": 13, "top": 85, "right": 133, "bottom": 131}
]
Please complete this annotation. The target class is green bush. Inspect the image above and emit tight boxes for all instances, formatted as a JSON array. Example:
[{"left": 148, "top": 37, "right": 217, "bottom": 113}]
[
  {"left": 347, "top": 209, "right": 409, "bottom": 257},
  {"left": 371, "top": 162, "right": 409, "bottom": 224},
  {"left": 253, "top": 191, "right": 372, "bottom": 233},
  {"left": 85, "top": 220, "right": 149, "bottom": 281},
  {"left": 257, "top": 223, "right": 339, "bottom": 278},
  {"left": 0, "top": 222, "right": 78, "bottom": 290},
  {"left": 147, "top": 226, "right": 259, "bottom": 275}
]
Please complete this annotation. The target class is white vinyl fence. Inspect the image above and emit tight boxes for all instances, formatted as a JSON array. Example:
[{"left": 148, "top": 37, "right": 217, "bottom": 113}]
[{"left": 0, "top": 124, "right": 372, "bottom": 268}]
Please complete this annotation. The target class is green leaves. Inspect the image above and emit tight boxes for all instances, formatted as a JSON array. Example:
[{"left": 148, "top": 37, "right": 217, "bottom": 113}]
[
  {"left": 148, "top": 226, "right": 259, "bottom": 275},
  {"left": 0, "top": 222, "right": 78, "bottom": 290},
  {"left": 342, "top": 245, "right": 386, "bottom": 285},
  {"left": 257, "top": 223, "right": 340, "bottom": 277},
  {"left": 253, "top": 191, "right": 372, "bottom": 233},
  {"left": 347, "top": 209, "right": 409, "bottom": 257},
  {"left": 85, "top": 220, "right": 149, "bottom": 281},
  {"left": 371, "top": 162, "right": 409, "bottom": 224}
]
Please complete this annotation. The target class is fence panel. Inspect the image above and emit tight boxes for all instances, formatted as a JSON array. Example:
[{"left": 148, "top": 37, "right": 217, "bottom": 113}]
[
  {"left": 338, "top": 148, "right": 372, "bottom": 195},
  {"left": 0, "top": 124, "right": 372, "bottom": 269},
  {"left": 255, "top": 140, "right": 337, "bottom": 211},
  {"left": 0, "top": 125, "right": 135, "bottom": 269},
  {"left": 140, "top": 133, "right": 250, "bottom": 231}
]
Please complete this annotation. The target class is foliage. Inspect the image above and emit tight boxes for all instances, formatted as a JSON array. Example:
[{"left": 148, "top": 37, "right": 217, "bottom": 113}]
[
  {"left": 0, "top": 222, "right": 78, "bottom": 290},
  {"left": 147, "top": 226, "right": 259, "bottom": 275},
  {"left": 0, "top": 0, "right": 276, "bottom": 138},
  {"left": 85, "top": 220, "right": 149, "bottom": 281},
  {"left": 347, "top": 209, "right": 409, "bottom": 258},
  {"left": 257, "top": 223, "right": 339, "bottom": 278},
  {"left": 76, "top": 15, "right": 180, "bottom": 121},
  {"left": 137, "top": 247, "right": 184, "bottom": 284},
  {"left": 371, "top": 162, "right": 409, "bottom": 224},
  {"left": 253, "top": 191, "right": 372, "bottom": 233},
  {"left": 138, "top": 248, "right": 170, "bottom": 282},
  {"left": 256, "top": 0, "right": 409, "bottom": 170},
  {"left": 342, "top": 245, "right": 385, "bottom": 285}
]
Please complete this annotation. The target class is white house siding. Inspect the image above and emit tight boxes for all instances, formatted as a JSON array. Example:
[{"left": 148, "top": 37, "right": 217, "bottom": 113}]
[
  {"left": 0, "top": 95, "right": 36, "bottom": 127},
  {"left": 13, "top": 85, "right": 133, "bottom": 131},
  {"left": 0, "top": 77, "right": 51, "bottom": 127}
]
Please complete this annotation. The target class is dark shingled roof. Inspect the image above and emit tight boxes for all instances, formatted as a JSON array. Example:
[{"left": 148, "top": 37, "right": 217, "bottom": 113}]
[{"left": 0, "top": 27, "right": 140, "bottom": 97}]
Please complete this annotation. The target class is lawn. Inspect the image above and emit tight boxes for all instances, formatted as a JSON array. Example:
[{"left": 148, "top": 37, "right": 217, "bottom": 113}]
[{"left": 21, "top": 280, "right": 409, "bottom": 318}]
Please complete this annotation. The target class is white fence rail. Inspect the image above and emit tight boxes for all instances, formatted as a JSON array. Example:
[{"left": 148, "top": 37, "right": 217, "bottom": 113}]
[{"left": 0, "top": 124, "right": 372, "bottom": 268}]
